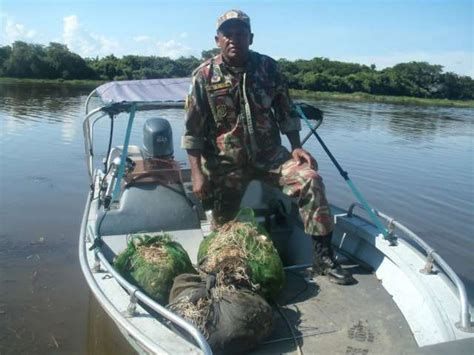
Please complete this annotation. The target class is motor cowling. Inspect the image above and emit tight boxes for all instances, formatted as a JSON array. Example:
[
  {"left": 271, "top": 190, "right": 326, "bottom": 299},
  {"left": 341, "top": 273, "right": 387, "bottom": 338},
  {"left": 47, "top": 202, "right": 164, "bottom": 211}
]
[{"left": 143, "top": 118, "right": 173, "bottom": 157}]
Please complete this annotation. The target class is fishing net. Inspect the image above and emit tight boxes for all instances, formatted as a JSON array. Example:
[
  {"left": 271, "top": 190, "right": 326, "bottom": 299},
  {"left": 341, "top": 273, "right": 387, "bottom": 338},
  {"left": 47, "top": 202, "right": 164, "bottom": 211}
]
[
  {"left": 114, "top": 234, "right": 196, "bottom": 304},
  {"left": 168, "top": 273, "right": 273, "bottom": 354},
  {"left": 197, "top": 208, "right": 285, "bottom": 299}
]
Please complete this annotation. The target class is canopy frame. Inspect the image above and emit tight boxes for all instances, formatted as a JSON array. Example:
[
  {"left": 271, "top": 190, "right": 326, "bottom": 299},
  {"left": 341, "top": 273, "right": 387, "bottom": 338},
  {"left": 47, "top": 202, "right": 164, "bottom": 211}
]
[{"left": 83, "top": 78, "right": 190, "bottom": 183}]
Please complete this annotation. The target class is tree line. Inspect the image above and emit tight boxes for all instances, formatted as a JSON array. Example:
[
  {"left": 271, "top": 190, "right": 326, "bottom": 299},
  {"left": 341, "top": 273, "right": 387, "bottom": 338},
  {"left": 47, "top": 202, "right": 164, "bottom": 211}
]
[{"left": 1, "top": 41, "right": 472, "bottom": 100}]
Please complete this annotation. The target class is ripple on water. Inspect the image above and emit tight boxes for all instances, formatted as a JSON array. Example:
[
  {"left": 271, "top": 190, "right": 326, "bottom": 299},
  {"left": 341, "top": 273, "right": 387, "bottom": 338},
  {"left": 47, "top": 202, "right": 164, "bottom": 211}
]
[{"left": 1, "top": 84, "right": 473, "bottom": 352}]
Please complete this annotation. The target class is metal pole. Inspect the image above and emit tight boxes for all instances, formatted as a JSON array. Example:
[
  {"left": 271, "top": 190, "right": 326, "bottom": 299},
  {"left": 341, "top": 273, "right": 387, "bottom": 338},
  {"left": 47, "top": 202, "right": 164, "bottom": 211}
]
[
  {"left": 295, "top": 104, "right": 389, "bottom": 238},
  {"left": 112, "top": 104, "right": 136, "bottom": 202}
]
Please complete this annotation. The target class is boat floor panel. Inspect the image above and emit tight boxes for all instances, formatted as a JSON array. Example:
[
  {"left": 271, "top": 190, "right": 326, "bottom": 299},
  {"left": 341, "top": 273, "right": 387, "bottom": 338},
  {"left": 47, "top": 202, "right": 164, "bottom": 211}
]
[
  {"left": 253, "top": 263, "right": 420, "bottom": 355},
  {"left": 97, "top": 227, "right": 428, "bottom": 354},
  {"left": 418, "top": 337, "right": 474, "bottom": 355}
]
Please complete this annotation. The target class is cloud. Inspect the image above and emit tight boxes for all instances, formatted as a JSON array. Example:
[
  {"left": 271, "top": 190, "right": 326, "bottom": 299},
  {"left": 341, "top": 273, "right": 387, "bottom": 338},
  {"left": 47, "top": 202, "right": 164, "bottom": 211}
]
[
  {"left": 1, "top": 15, "right": 36, "bottom": 44},
  {"left": 129, "top": 37, "right": 197, "bottom": 58},
  {"left": 334, "top": 51, "right": 474, "bottom": 78},
  {"left": 63, "top": 15, "right": 79, "bottom": 39},
  {"left": 62, "top": 15, "right": 119, "bottom": 57},
  {"left": 60, "top": 16, "right": 196, "bottom": 58},
  {"left": 0, "top": 13, "right": 197, "bottom": 59},
  {"left": 133, "top": 35, "right": 151, "bottom": 43},
  {"left": 155, "top": 39, "right": 194, "bottom": 58}
]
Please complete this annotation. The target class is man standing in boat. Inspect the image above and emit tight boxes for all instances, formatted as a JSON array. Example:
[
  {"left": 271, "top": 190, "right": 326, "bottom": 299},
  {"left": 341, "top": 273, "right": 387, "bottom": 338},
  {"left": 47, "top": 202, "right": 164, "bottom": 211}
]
[{"left": 182, "top": 10, "right": 354, "bottom": 285}]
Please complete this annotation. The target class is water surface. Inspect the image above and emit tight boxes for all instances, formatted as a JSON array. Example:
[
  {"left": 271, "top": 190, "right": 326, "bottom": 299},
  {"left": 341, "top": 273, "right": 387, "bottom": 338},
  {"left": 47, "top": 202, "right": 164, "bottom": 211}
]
[{"left": 0, "top": 82, "right": 473, "bottom": 353}]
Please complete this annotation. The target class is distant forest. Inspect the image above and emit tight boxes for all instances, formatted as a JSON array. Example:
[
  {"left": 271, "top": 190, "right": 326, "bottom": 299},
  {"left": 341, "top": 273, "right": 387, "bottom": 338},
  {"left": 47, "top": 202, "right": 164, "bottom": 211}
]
[{"left": 1, "top": 41, "right": 473, "bottom": 100}]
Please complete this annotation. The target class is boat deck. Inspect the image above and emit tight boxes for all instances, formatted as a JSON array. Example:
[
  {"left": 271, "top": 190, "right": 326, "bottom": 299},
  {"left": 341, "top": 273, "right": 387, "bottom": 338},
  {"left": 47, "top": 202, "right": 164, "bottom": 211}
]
[
  {"left": 254, "top": 261, "right": 420, "bottom": 355},
  {"left": 94, "top": 222, "right": 474, "bottom": 354},
  {"left": 195, "top": 219, "right": 421, "bottom": 354}
]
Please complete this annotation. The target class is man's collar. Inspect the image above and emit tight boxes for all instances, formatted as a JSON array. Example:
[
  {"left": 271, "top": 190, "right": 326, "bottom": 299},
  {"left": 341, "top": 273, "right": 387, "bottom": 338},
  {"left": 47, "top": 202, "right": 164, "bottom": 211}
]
[
  {"left": 215, "top": 51, "right": 255, "bottom": 74},
  {"left": 214, "top": 53, "right": 224, "bottom": 65}
]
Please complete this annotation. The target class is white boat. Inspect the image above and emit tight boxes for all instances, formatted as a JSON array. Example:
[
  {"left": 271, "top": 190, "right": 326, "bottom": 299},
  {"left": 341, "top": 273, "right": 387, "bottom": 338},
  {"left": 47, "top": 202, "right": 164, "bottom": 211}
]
[{"left": 79, "top": 78, "right": 473, "bottom": 354}]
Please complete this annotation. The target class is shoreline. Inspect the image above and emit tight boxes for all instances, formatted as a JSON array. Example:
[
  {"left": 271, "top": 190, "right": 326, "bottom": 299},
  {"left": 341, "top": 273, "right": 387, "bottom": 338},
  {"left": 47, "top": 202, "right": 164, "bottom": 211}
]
[
  {"left": 1, "top": 78, "right": 472, "bottom": 108},
  {"left": 291, "top": 89, "right": 474, "bottom": 108},
  {"left": 0, "top": 77, "right": 105, "bottom": 86}
]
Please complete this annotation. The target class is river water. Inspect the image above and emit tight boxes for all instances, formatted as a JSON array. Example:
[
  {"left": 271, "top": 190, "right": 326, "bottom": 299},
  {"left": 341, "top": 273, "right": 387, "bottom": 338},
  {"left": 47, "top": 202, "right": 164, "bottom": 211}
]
[{"left": 0, "top": 82, "right": 473, "bottom": 353}]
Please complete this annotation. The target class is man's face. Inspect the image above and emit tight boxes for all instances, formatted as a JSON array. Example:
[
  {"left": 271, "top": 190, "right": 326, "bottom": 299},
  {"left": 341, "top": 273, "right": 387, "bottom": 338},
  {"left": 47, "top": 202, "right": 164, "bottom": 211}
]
[{"left": 215, "top": 20, "right": 253, "bottom": 66}]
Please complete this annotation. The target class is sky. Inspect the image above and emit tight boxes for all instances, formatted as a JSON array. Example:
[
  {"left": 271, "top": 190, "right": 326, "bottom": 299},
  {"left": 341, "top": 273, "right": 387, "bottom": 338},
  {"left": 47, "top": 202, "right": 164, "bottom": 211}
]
[{"left": 1, "top": 0, "right": 473, "bottom": 77}]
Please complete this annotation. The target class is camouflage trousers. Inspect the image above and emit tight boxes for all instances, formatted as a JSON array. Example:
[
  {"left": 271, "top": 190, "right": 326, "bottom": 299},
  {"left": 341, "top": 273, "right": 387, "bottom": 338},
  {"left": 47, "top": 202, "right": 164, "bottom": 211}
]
[{"left": 205, "top": 159, "right": 333, "bottom": 236}]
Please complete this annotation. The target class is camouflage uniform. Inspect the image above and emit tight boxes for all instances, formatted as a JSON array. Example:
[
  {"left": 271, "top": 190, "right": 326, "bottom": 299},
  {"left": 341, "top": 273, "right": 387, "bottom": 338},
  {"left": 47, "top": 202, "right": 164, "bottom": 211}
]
[{"left": 182, "top": 51, "right": 333, "bottom": 236}]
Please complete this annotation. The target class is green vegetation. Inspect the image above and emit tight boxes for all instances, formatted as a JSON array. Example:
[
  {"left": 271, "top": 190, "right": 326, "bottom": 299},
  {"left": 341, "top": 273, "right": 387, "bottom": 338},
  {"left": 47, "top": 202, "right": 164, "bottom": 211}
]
[
  {"left": 281, "top": 58, "right": 473, "bottom": 101},
  {"left": 0, "top": 77, "right": 105, "bottom": 86},
  {"left": 1, "top": 41, "right": 473, "bottom": 103}
]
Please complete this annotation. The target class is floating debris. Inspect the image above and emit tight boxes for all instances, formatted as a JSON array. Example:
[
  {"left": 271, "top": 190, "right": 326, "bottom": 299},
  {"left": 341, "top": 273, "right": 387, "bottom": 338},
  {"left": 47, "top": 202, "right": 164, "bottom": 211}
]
[{"left": 50, "top": 334, "right": 59, "bottom": 348}]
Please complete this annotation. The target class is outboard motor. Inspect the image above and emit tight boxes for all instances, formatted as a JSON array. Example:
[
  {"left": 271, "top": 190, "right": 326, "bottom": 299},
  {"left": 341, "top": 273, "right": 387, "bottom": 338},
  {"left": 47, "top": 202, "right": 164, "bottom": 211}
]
[{"left": 143, "top": 118, "right": 173, "bottom": 158}]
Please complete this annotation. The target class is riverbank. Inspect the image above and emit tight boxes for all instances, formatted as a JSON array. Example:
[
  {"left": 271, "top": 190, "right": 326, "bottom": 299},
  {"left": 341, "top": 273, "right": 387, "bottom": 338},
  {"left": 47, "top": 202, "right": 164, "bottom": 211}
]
[
  {"left": 0, "top": 77, "right": 105, "bottom": 86},
  {"left": 291, "top": 89, "right": 474, "bottom": 108},
  {"left": 1, "top": 78, "right": 472, "bottom": 108}
]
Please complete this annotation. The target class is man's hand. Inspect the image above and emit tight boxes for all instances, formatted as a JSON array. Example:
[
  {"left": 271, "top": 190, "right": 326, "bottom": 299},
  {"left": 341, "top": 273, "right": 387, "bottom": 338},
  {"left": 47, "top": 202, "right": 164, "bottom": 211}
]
[
  {"left": 192, "top": 169, "right": 211, "bottom": 200},
  {"left": 186, "top": 149, "right": 211, "bottom": 200},
  {"left": 286, "top": 131, "right": 317, "bottom": 169},
  {"left": 292, "top": 148, "right": 318, "bottom": 170}
]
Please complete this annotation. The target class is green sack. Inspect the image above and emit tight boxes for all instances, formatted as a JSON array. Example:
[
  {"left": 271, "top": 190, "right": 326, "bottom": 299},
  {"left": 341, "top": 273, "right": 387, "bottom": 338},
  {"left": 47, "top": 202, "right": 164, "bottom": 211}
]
[
  {"left": 114, "top": 234, "right": 196, "bottom": 304},
  {"left": 198, "top": 208, "right": 285, "bottom": 299}
]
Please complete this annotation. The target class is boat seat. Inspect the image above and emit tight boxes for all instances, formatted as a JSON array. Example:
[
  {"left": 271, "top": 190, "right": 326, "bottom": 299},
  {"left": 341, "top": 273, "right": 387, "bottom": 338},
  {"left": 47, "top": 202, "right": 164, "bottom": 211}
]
[
  {"left": 123, "top": 157, "right": 183, "bottom": 188},
  {"left": 240, "top": 180, "right": 293, "bottom": 217},
  {"left": 97, "top": 182, "right": 200, "bottom": 236},
  {"left": 97, "top": 153, "right": 200, "bottom": 236},
  {"left": 241, "top": 180, "right": 312, "bottom": 266},
  {"left": 108, "top": 145, "right": 145, "bottom": 166}
]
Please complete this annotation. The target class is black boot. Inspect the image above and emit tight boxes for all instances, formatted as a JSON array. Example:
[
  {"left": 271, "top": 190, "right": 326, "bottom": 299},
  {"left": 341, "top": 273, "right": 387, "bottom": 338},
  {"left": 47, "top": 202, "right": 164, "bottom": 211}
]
[{"left": 312, "top": 233, "right": 355, "bottom": 285}]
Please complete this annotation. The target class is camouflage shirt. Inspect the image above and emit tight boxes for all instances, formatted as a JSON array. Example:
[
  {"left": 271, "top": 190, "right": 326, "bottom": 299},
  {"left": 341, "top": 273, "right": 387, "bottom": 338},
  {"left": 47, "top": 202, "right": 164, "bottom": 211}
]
[{"left": 181, "top": 51, "right": 301, "bottom": 171}]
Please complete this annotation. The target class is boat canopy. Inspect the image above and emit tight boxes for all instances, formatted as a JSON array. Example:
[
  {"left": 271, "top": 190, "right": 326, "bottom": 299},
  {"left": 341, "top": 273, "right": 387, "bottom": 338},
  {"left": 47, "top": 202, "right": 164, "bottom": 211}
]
[
  {"left": 88, "top": 78, "right": 191, "bottom": 113},
  {"left": 83, "top": 78, "right": 191, "bottom": 182}
]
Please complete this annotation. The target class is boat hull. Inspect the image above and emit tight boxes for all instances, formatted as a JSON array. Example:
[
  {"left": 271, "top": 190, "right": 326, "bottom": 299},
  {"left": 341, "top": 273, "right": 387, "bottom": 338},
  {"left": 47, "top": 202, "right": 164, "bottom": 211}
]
[{"left": 80, "top": 178, "right": 473, "bottom": 354}]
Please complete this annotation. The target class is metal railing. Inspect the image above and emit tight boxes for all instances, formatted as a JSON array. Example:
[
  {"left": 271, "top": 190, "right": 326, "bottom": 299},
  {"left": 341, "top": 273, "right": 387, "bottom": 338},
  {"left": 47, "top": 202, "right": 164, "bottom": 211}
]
[
  {"left": 93, "top": 250, "right": 212, "bottom": 353},
  {"left": 347, "top": 202, "right": 473, "bottom": 332},
  {"left": 79, "top": 192, "right": 212, "bottom": 354}
]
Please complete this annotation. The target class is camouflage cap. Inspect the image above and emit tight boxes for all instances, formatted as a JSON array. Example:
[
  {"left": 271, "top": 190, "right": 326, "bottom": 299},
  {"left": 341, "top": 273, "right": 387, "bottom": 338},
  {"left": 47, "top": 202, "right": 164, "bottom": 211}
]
[{"left": 216, "top": 9, "right": 251, "bottom": 31}]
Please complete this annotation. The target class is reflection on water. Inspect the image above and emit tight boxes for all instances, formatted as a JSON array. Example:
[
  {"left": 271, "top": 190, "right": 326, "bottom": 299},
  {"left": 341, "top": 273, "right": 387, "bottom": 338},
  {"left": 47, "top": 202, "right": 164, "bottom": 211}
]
[
  {"left": 87, "top": 295, "right": 135, "bottom": 354},
  {"left": 1, "top": 82, "right": 473, "bottom": 353},
  {"left": 389, "top": 115, "right": 439, "bottom": 140},
  {"left": 387, "top": 109, "right": 470, "bottom": 141},
  {"left": 319, "top": 100, "right": 472, "bottom": 141},
  {"left": 0, "top": 82, "right": 93, "bottom": 122},
  {"left": 0, "top": 236, "right": 89, "bottom": 354}
]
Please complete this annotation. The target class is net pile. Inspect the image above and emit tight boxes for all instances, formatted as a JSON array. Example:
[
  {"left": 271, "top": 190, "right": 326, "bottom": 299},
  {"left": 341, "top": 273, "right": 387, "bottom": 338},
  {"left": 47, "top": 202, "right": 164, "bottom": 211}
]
[
  {"left": 197, "top": 210, "right": 285, "bottom": 299},
  {"left": 114, "top": 209, "right": 285, "bottom": 353},
  {"left": 114, "top": 234, "right": 196, "bottom": 304},
  {"left": 168, "top": 209, "right": 284, "bottom": 353}
]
